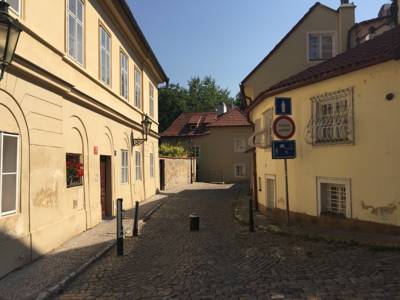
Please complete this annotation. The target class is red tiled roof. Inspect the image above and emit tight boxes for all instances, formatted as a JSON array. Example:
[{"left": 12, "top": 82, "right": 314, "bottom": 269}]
[
  {"left": 188, "top": 115, "right": 202, "bottom": 125},
  {"left": 160, "top": 108, "right": 250, "bottom": 137},
  {"left": 248, "top": 25, "right": 400, "bottom": 113},
  {"left": 208, "top": 108, "right": 251, "bottom": 127}
]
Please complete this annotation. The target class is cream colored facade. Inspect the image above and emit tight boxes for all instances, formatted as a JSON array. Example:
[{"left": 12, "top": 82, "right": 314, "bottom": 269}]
[
  {"left": 249, "top": 60, "right": 400, "bottom": 228},
  {"left": 241, "top": 2, "right": 355, "bottom": 102},
  {"left": 0, "top": 0, "right": 167, "bottom": 277},
  {"left": 164, "top": 126, "right": 253, "bottom": 183}
]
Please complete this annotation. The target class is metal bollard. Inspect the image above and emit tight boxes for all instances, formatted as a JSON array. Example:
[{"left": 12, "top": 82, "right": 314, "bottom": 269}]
[
  {"left": 190, "top": 214, "right": 200, "bottom": 231},
  {"left": 133, "top": 201, "right": 139, "bottom": 236},
  {"left": 117, "top": 198, "right": 124, "bottom": 256}
]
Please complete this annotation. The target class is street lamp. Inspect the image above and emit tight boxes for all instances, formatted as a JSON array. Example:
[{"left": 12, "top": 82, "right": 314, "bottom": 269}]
[
  {"left": 188, "top": 138, "right": 193, "bottom": 184},
  {"left": 0, "top": 1, "right": 22, "bottom": 80},
  {"left": 132, "top": 115, "right": 152, "bottom": 147}
]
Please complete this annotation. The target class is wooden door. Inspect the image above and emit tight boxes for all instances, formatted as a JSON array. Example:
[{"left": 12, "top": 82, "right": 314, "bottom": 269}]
[{"left": 100, "top": 158, "right": 107, "bottom": 218}]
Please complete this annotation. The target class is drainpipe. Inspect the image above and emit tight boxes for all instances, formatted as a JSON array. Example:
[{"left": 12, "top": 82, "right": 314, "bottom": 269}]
[{"left": 244, "top": 94, "right": 259, "bottom": 211}]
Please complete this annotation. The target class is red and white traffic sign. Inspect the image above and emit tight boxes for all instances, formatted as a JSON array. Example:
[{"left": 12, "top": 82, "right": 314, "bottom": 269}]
[{"left": 273, "top": 116, "right": 296, "bottom": 140}]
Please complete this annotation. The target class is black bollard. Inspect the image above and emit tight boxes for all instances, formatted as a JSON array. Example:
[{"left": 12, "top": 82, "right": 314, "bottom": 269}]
[
  {"left": 190, "top": 214, "right": 200, "bottom": 231},
  {"left": 133, "top": 201, "right": 139, "bottom": 236},
  {"left": 117, "top": 198, "right": 124, "bottom": 256},
  {"left": 248, "top": 196, "right": 255, "bottom": 233}
]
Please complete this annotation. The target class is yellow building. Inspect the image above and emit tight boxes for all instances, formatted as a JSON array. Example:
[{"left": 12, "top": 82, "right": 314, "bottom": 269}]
[
  {"left": 247, "top": 26, "right": 400, "bottom": 231},
  {"left": 161, "top": 106, "right": 253, "bottom": 183},
  {"left": 0, "top": 0, "right": 167, "bottom": 277}
]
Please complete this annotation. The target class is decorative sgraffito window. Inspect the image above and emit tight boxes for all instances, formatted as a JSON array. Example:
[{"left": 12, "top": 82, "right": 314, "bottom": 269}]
[
  {"left": 66, "top": 154, "right": 83, "bottom": 188},
  {"left": 305, "top": 87, "right": 354, "bottom": 145}
]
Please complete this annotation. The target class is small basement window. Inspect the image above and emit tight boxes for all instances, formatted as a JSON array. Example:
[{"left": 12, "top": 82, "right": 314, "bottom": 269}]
[
  {"left": 317, "top": 177, "right": 351, "bottom": 218},
  {"left": 66, "top": 153, "right": 83, "bottom": 188}
]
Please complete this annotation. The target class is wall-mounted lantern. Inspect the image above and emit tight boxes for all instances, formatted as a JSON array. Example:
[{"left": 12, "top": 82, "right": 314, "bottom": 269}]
[
  {"left": 131, "top": 115, "right": 152, "bottom": 147},
  {"left": 0, "top": 1, "right": 22, "bottom": 80}
]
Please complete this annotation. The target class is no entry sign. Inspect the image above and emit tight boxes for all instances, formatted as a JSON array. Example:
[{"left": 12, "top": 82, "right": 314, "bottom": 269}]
[{"left": 273, "top": 116, "right": 296, "bottom": 140}]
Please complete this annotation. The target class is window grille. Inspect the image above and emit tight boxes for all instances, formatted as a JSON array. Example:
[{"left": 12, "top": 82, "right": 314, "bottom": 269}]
[
  {"left": 121, "top": 150, "right": 128, "bottom": 183},
  {"left": 0, "top": 133, "right": 19, "bottom": 216},
  {"left": 305, "top": 88, "right": 354, "bottom": 145},
  {"left": 266, "top": 175, "right": 276, "bottom": 209},
  {"left": 318, "top": 178, "right": 351, "bottom": 218},
  {"left": 67, "top": 0, "right": 84, "bottom": 65}
]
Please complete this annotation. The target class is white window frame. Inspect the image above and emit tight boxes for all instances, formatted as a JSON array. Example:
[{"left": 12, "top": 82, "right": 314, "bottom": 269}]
[
  {"left": 265, "top": 175, "right": 276, "bottom": 209},
  {"left": 134, "top": 66, "right": 142, "bottom": 109},
  {"left": 150, "top": 152, "right": 154, "bottom": 178},
  {"left": 66, "top": 0, "right": 84, "bottom": 65},
  {"left": 135, "top": 151, "right": 142, "bottom": 181},
  {"left": 121, "top": 150, "right": 128, "bottom": 184},
  {"left": 310, "top": 87, "right": 354, "bottom": 145},
  {"left": 234, "top": 164, "right": 246, "bottom": 178},
  {"left": 120, "top": 51, "right": 129, "bottom": 100},
  {"left": 307, "top": 31, "right": 336, "bottom": 62},
  {"left": 234, "top": 138, "right": 246, "bottom": 153},
  {"left": 0, "top": 133, "right": 19, "bottom": 217},
  {"left": 99, "top": 26, "right": 111, "bottom": 86},
  {"left": 6, "top": 0, "right": 21, "bottom": 16},
  {"left": 317, "top": 177, "right": 351, "bottom": 218},
  {"left": 149, "top": 82, "right": 154, "bottom": 117},
  {"left": 192, "top": 145, "right": 200, "bottom": 158}
]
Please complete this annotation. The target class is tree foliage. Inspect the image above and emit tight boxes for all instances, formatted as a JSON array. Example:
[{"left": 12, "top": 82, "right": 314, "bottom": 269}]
[
  {"left": 159, "top": 143, "right": 189, "bottom": 158},
  {"left": 159, "top": 76, "right": 240, "bottom": 132}
]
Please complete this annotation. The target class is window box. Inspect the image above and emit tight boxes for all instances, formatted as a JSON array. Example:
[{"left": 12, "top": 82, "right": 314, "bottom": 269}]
[{"left": 66, "top": 153, "right": 83, "bottom": 188}]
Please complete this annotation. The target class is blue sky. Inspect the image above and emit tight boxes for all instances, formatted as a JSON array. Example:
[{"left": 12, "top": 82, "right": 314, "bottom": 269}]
[{"left": 128, "top": 0, "right": 389, "bottom": 96}]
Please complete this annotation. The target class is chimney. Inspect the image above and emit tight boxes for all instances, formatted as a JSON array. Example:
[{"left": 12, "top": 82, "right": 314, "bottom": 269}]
[
  {"left": 216, "top": 103, "right": 227, "bottom": 116},
  {"left": 338, "top": 1, "right": 356, "bottom": 52}
]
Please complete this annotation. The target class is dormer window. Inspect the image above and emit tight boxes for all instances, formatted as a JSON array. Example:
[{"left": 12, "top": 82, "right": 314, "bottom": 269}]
[
  {"left": 308, "top": 32, "right": 334, "bottom": 61},
  {"left": 190, "top": 124, "right": 197, "bottom": 130}
]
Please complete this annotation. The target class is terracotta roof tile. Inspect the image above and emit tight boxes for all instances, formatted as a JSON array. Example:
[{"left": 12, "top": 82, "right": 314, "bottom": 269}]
[
  {"left": 248, "top": 25, "right": 400, "bottom": 112},
  {"left": 208, "top": 108, "right": 251, "bottom": 127},
  {"left": 160, "top": 108, "right": 250, "bottom": 137}
]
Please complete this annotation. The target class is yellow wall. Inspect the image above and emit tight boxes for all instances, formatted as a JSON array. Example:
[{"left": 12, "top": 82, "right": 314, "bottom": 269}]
[
  {"left": 243, "top": 4, "right": 356, "bottom": 102},
  {"left": 250, "top": 60, "right": 400, "bottom": 227},
  {"left": 0, "top": 0, "right": 164, "bottom": 277},
  {"left": 182, "top": 126, "right": 253, "bottom": 183}
]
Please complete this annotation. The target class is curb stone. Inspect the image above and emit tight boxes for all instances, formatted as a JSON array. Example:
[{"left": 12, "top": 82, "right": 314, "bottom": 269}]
[
  {"left": 233, "top": 193, "right": 400, "bottom": 252},
  {"left": 35, "top": 197, "right": 167, "bottom": 300}
]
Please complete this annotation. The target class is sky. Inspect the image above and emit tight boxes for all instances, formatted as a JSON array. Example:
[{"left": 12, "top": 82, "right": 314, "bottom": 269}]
[{"left": 128, "top": 0, "right": 389, "bottom": 96}]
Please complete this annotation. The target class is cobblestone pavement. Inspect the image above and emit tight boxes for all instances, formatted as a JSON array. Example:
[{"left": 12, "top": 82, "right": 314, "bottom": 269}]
[
  {"left": 58, "top": 183, "right": 400, "bottom": 300},
  {"left": 0, "top": 190, "right": 174, "bottom": 300}
]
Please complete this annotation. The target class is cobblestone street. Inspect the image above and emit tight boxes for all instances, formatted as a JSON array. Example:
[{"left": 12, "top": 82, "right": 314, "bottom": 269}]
[{"left": 58, "top": 183, "right": 400, "bottom": 300}]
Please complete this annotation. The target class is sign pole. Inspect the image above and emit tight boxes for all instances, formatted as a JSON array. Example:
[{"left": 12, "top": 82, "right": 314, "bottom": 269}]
[{"left": 284, "top": 159, "right": 290, "bottom": 225}]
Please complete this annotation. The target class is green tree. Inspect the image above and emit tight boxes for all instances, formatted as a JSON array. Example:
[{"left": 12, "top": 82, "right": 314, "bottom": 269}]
[
  {"left": 158, "top": 83, "right": 188, "bottom": 132},
  {"left": 159, "top": 76, "right": 235, "bottom": 132}
]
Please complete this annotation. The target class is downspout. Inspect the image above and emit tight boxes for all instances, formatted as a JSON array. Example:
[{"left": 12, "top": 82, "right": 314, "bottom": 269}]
[{"left": 244, "top": 94, "right": 259, "bottom": 211}]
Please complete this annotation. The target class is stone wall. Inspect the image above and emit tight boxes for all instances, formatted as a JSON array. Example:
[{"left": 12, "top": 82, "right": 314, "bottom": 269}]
[{"left": 161, "top": 157, "right": 196, "bottom": 190}]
